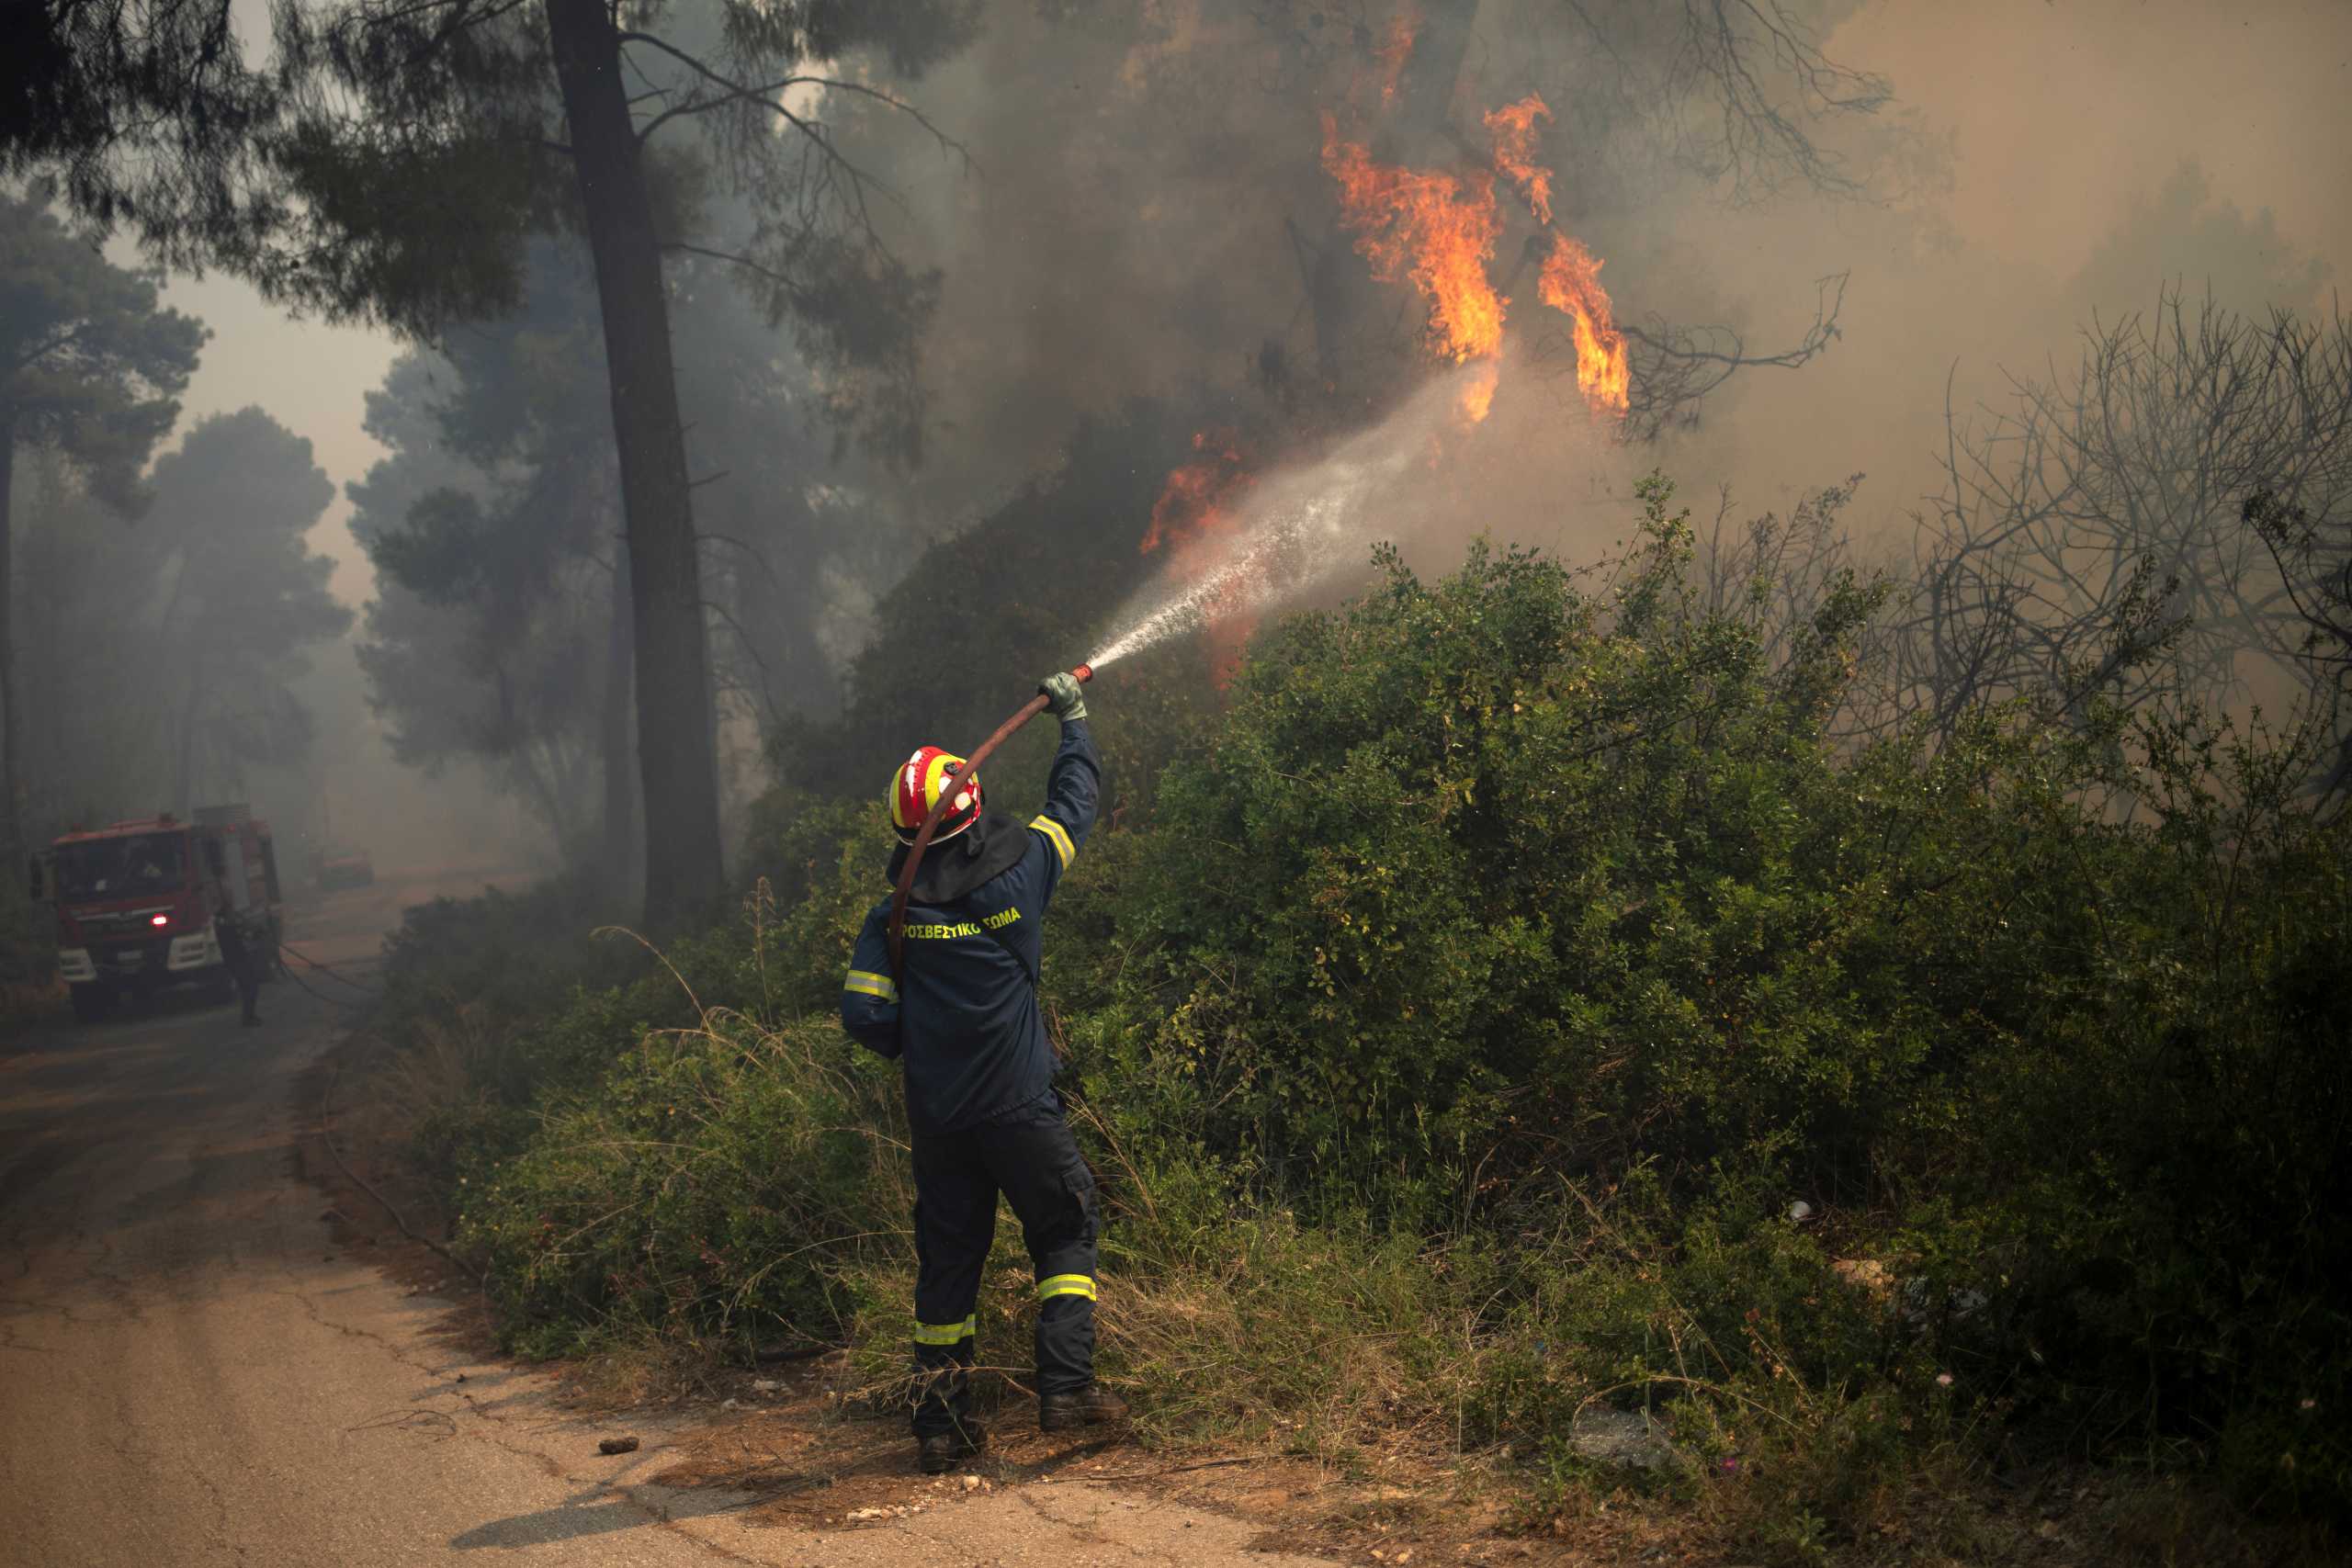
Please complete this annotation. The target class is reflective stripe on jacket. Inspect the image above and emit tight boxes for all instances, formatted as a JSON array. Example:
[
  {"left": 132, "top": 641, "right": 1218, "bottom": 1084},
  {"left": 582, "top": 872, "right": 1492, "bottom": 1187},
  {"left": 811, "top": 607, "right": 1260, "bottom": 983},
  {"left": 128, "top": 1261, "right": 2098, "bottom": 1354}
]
[{"left": 840, "top": 718, "right": 1102, "bottom": 1134}]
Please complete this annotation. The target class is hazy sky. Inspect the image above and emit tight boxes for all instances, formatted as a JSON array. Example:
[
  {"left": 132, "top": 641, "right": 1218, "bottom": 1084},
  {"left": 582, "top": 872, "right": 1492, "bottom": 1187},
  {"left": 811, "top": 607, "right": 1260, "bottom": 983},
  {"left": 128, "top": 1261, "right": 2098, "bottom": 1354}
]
[
  {"left": 1837, "top": 0, "right": 2350, "bottom": 278},
  {"left": 144, "top": 0, "right": 2350, "bottom": 618},
  {"left": 151, "top": 269, "right": 396, "bottom": 606},
  {"left": 1668, "top": 0, "right": 2352, "bottom": 525}
]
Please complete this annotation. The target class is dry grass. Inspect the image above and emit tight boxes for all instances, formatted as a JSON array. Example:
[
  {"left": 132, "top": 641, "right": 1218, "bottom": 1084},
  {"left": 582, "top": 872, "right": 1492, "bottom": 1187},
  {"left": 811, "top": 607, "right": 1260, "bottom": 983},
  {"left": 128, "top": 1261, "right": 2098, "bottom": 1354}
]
[
  {"left": 356, "top": 1005, "right": 505, "bottom": 1134},
  {"left": 561, "top": 1320, "right": 739, "bottom": 1410}
]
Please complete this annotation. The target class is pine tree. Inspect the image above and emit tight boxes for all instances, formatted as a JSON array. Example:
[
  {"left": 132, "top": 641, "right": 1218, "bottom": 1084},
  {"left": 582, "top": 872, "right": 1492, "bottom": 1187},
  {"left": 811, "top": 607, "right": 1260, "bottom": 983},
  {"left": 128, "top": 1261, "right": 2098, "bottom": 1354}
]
[
  {"left": 252, "top": 0, "right": 978, "bottom": 928},
  {"left": 0, "top": 192, "right": 207, "bottom": 860}
]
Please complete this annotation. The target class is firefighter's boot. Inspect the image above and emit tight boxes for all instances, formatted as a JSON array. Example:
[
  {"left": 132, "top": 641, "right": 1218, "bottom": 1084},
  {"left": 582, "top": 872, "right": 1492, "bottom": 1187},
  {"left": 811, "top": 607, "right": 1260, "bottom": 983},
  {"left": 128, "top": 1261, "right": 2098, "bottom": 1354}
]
[
  {"left": 1038, "top": 1382, "right": 1128, "bottom": 1433},
  {"left": 917, "top": 1420, "right": 987, "bottom": 1475}
]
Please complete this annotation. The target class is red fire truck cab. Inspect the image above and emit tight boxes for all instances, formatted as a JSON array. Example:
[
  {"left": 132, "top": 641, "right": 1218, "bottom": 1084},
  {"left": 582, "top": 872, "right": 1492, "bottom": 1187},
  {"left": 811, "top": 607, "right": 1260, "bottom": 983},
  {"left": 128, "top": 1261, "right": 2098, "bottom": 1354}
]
[{"left": 30, "top": 805, "right": 284, "bottom": 1023}]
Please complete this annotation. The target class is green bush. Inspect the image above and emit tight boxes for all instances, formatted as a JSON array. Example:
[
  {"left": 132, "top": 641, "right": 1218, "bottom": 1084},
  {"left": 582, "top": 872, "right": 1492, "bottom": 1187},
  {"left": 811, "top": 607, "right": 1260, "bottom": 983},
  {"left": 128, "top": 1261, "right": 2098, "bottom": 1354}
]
[
  {"left": 460, "top": 1013, "right": 908, "bottom": 1356},
  {"left": 1072, "top": 477, "right": 2349, "bottom": 1522},
  {"left": 374, "top": 874, "right": 620, "bottom": 1054},
  {"left": 374, "top": 471, "right": 2349, "bottom": 1548},
  {"left": 1102, "top": 482, "right": 1920, "bottom": 1202}
]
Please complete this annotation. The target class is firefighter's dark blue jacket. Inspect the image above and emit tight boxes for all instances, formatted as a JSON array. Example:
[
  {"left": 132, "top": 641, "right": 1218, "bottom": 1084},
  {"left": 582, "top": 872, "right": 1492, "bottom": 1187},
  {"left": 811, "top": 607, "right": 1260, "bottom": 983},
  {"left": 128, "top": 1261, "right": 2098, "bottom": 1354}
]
[{"left": 841, "top": 718, "right": 1101, "bottom": 1135}]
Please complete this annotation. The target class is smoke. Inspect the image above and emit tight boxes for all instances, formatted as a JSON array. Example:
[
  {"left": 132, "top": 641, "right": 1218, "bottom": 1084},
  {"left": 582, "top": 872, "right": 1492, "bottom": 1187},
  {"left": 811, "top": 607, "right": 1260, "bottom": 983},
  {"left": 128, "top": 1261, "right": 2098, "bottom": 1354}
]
[
  {"left": 1088, "top": 368, "right": 1482, "bottom": 670},
  {"left": 35, "top": 0, "right": 2342, "bottom": 876},
  {"left": 1664, "top": 0, "right": 2344, "bottom": 523},
  {"left": 837, "top": 0, "right": 2346, "bottom": 596},
  {"left": 289, "top": 636, "right": 560, "bottom": 878},
  {"left": 845, "top": 4, "right": 1322, "bottom": 525}
]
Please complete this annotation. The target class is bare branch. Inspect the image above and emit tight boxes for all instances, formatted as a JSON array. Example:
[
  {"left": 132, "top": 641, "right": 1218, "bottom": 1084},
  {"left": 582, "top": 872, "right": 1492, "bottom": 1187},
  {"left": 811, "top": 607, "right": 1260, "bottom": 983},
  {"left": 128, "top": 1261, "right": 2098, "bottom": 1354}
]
[
  {"left": 1874, "top": 289, "right": 2352, "bottom": 802},
  {"left": 615, "top": 29, "right": 965, "bottom": 186},
  {"left": 659, "top": 239, "right": 800, "bottom": 297}
]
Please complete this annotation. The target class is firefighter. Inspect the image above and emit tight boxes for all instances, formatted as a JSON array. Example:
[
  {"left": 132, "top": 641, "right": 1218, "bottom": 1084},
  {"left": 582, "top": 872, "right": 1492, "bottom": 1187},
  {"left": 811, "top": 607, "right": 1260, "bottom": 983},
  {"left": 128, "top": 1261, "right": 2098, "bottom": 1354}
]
[
  {"left": 213, "top": 902, "right": 263, "bottom": 1026},
  {"left": 839, "top": 671, "right": 1126, "bottom": 1474}
]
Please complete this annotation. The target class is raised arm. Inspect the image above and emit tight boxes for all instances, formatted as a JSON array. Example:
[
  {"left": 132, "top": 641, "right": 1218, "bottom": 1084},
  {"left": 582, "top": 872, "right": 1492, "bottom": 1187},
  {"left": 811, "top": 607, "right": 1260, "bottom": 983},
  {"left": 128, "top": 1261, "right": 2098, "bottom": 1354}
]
[{"left": 1027, "top": 673, "right": 1103, "bottom": 900}]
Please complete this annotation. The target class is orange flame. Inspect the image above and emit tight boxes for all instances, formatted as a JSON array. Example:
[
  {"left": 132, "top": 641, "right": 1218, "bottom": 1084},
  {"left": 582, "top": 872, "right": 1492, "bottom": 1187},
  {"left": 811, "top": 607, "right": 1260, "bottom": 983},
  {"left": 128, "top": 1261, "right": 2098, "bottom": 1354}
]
[
  {"left": 1143, "top": 432, "right": 1257, "bottom": 683},
  {"left": 1320, "top": 113, "right": 1505, "bottom": 366},
  {"left": 1483, "top": 94, "right": 1553, "bottom": 226},
  {"left": 1538, "top": 233, "right": 1630, "bottom": 415},
  {"left": 1319, "top": 88, "right": 1628, "bottom": 423},
  {"left": 1140, "top": 437, "right": 1242, "bottom": 556}
]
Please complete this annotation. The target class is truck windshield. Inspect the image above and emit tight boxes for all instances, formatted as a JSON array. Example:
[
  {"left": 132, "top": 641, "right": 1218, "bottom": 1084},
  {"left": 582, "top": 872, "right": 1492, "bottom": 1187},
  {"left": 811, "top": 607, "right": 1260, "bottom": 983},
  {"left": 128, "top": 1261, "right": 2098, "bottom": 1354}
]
[{"left": 54, "top": 833, "right": 190, "bottom": 900}]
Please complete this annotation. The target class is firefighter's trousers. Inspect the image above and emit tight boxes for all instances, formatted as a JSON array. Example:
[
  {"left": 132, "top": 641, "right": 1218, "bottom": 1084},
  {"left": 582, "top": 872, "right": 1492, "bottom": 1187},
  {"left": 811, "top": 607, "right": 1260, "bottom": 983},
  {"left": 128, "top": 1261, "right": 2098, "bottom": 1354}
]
[{"left": 908, "top": 1093, "right": 1099, "bottom": 1438}]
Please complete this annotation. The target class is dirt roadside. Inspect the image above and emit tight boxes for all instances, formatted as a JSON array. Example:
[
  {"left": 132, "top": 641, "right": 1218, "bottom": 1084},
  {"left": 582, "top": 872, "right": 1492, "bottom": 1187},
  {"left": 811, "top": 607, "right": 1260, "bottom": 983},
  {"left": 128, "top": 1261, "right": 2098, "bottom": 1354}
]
[
  {"left": 299, "top": 959, "right": 1731, "bottom": 1568},
  {"left": 301, "top": 1033, "right": 1575, "bottom": 1568},
  {"left": 6, "top": 863, "right": 2178, "bottom": 1567},
  {"left": 284, "top": 868, "right": 1617, "bottom": 1567},
  {"left": 0, "top": 856, "right": 1374, "bottom": 1566}
]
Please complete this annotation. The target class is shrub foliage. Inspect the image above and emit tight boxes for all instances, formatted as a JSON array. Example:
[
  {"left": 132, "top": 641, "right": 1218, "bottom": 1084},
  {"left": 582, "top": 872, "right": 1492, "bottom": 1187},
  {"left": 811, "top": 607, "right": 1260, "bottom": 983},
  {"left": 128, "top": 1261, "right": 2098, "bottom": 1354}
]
[{"left": 374, "top": 475, "right": 2351, "bottom": 1548}]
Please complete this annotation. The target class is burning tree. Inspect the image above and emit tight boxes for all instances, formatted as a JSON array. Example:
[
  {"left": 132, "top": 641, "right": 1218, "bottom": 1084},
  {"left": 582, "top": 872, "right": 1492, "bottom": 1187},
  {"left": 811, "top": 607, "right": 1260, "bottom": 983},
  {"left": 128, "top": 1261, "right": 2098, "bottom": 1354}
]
[
  {"left": 7, "top": 1, "right": 1922, "bottom": 898},
  {"left": 1063, "top": 1, "right": 1904, "bottom": 685},
  {"left": 1267, "top": 0, "right": 1883, "bottom": 435}
]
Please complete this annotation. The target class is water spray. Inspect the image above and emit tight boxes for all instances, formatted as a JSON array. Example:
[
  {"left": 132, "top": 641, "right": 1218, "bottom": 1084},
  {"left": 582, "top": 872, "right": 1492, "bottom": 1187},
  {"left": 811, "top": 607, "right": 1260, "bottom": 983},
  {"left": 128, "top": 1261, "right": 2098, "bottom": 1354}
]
[
  {"left": 884, "top": 368, "right": 1503, "bottom": 976},
  {"left": 888, "top": 663, "right": 1092, "bottom": 977},
  {"left": 1081, "top": 367, "right": 1476, "bottom": 673}
]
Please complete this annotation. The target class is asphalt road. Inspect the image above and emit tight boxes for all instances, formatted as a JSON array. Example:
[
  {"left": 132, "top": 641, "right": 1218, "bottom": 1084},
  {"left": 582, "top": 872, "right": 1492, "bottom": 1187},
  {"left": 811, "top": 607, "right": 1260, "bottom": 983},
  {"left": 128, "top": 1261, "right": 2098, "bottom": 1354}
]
[{"left": 0, "top": 874, "right": 1343, "bottom": 1568}]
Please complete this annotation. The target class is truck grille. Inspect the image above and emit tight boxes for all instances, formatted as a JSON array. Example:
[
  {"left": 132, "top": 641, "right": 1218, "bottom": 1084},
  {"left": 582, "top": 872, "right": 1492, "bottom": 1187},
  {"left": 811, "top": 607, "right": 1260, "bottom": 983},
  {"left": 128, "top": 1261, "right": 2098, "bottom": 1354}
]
[
  {"left": 91, "top": 936, "right": 172, "bottom": 975},
  {"left": 70, "top": 907, "right": 175, "bottom": 939}
]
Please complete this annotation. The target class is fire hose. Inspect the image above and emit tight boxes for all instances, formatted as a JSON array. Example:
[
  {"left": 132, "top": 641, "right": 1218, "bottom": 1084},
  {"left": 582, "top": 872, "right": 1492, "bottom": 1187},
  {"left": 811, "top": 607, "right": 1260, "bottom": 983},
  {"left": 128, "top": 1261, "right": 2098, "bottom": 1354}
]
[{"left": 887, "top": 663, "right": 1092, "bottom": 981}]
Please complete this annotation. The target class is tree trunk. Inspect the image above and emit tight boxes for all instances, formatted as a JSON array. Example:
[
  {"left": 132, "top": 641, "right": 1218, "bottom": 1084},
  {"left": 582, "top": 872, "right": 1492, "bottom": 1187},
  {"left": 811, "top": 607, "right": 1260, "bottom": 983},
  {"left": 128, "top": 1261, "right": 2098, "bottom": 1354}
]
[
  {"left": 0, "top": 418, "right": 19, "bottom": 864},
  {"left": 544, "top": 0, "right": 724, "bottom": 931},
  {"left": 599, "top": 538, "right": 639, "bottom": 895}
]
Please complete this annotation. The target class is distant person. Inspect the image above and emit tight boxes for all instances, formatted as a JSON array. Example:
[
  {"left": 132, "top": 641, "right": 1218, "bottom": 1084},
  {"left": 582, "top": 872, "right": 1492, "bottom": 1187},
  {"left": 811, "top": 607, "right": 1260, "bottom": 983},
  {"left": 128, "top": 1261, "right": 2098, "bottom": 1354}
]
[
  {"left": 838, "top": 671, "right": 1125, "bottom": 1474},
  {"left": 214, "top": 905, "right": 262, "bottom": 1026}
]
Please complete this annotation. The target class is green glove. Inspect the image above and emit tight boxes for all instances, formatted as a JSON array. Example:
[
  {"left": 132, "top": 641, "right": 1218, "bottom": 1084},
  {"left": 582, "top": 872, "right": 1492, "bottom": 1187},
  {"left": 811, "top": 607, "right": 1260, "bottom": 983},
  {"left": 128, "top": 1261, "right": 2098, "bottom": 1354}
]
[{"left": 1039, "top": 671, "right": 1088, "bottom": 722}]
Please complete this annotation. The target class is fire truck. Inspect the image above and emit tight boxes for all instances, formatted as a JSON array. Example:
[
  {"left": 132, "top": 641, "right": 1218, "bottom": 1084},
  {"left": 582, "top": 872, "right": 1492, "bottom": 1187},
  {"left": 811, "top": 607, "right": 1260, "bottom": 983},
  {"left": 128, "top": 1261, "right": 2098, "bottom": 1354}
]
[{"left": 28, "top": 805, "right": 284, "bottom": 1023}]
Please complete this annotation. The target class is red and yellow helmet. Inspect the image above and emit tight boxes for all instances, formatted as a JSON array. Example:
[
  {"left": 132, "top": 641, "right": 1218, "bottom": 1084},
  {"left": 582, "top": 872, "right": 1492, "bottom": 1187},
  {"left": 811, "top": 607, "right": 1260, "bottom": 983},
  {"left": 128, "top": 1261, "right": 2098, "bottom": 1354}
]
[{"left": 888, "top": 745, "right": 982, "bottom": 845}]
